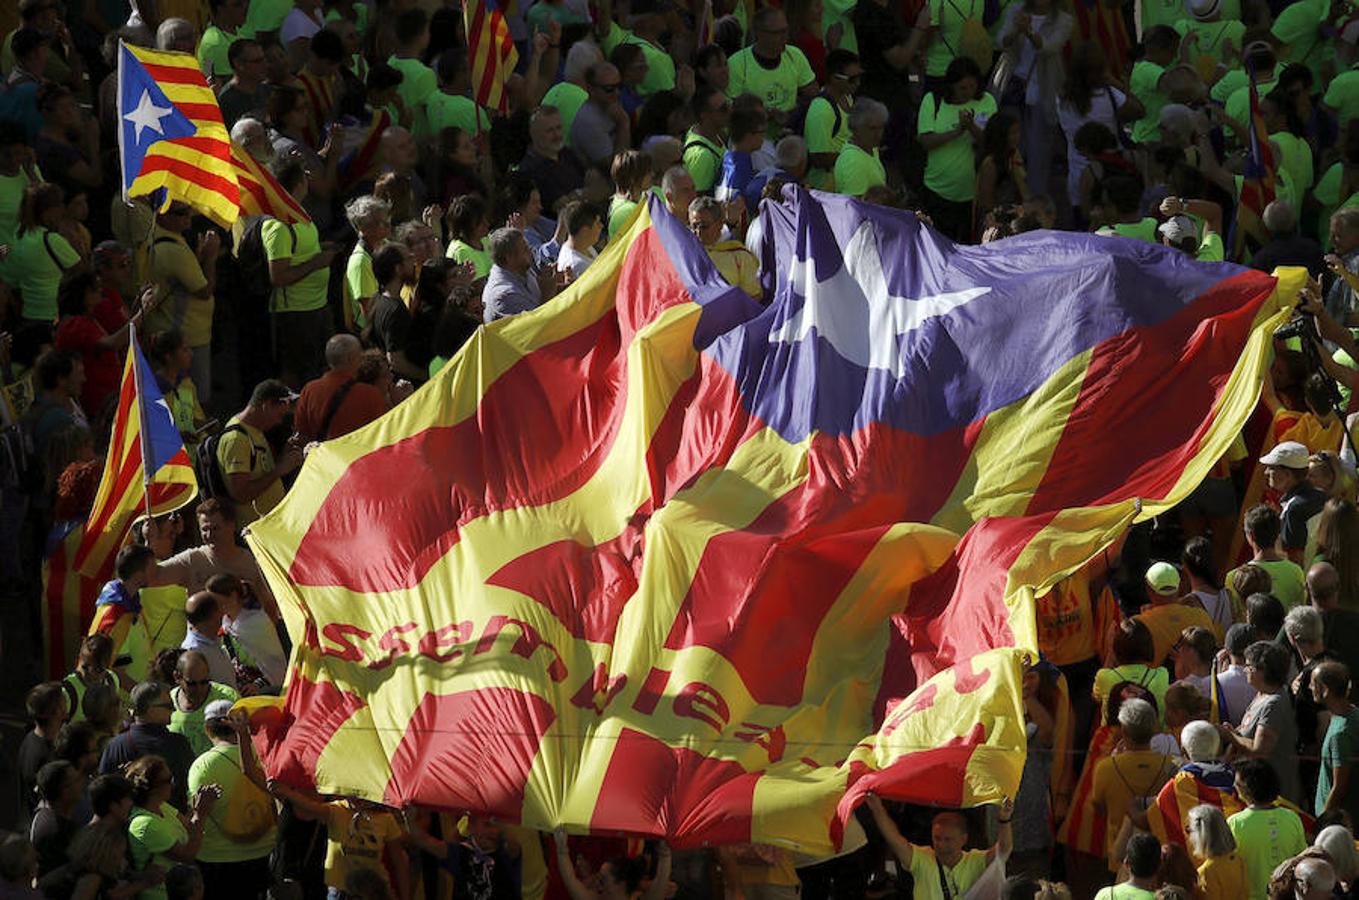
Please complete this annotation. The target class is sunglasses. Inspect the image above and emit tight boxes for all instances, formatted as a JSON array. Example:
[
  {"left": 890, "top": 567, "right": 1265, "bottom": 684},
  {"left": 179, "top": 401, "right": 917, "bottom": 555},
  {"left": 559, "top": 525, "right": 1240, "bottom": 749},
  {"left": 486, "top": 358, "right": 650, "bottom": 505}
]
[
  {"left": 182, "top": 678, "right": 211, "bottom": 687},
  {"left": 597, "top": 83, "right": 621, "bottom": 93}
]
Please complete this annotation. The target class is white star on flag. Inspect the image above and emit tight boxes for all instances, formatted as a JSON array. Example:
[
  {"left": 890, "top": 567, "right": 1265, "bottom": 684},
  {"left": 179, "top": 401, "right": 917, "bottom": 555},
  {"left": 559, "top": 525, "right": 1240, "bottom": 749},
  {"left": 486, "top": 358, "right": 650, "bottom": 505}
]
[
  {"left": 768, "top": 220, "right": 990, "bottom": 378},
  {"left": 124, "top": 89, "right": 172, "bottom": 144}
]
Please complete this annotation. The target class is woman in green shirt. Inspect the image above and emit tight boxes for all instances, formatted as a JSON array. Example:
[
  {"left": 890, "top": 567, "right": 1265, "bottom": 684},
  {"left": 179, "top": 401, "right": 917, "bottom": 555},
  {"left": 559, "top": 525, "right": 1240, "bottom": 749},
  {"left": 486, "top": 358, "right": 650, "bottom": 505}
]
[
  {"left": 125, "top": 755, "right": 220, "bottom": 900},
  {"left": 10, "top": 182, "right": 82, "bottom": 324},
  {"left": 917, "top": 56, "right": 995, "bottom": 241},
  {"left": 607, "top": 149, "right": 652, "bottom": 238},
  {"left": 444, "top": 193, "right": 492, "bottom": 279}
]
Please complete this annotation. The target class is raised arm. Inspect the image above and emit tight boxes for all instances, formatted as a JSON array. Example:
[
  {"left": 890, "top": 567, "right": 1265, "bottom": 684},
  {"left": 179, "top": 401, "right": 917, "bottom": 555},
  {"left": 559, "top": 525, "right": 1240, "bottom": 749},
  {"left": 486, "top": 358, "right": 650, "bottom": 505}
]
[
  {"left": 864, "top": 794, "right": 914, "bottom": 869},
  {"left": 553, "top": 829, "right": 599, "bottom": 900},
  {"left": 639, "top": 842, "right": 672, "bottom": 900}
]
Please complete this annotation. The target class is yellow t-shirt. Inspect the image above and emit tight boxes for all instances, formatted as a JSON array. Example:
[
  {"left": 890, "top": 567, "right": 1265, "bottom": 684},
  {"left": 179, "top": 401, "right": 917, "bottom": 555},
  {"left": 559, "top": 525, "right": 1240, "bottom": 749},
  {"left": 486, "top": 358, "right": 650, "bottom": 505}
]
[
  {"left": 1037, "top": 571, "right": 1098, "bottom": 666},
  {"left": 706, "top": 241, "right": 761, "bottom": 299},
  {"left": 906, "top": 845, "right": 989, "bottom": 900},
  {"left": 324, "top": 801, "right": 404, "bottom": 890},
  {"left": 1198, "top": 851, "right": 1248, "bottom": 900},
  {"left": 1091, "top": 750, "right": 1177, "bottom": 867},
  {"left": 146, "top": 227, "right": 214, "bottom": 347},
  {"left": 216, "top": 417, "right": 282, "bottom": 526},
  {"left": 1136, "top": 602, "right": 1218, "bottom": 663}
]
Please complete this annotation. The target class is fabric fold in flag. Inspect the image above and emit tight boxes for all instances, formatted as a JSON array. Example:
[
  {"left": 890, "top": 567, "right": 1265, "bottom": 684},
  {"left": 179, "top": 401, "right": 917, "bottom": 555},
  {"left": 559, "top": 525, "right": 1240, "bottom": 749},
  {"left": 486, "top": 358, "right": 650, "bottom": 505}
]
[
  {"left": 464, "top": 0, "right": 518, "bottom": 114},
  {"left": 230, "top": 139, "right": 310, "bottom": 224},
  {"left": 118, "top": 43, "right": 240, "bottom": 227},
  {"left": 247, "top": 189, "right": 1291, "bottom": 854},
  {"left": 74, "top": 334, "right": 197, "bottom": 580}
]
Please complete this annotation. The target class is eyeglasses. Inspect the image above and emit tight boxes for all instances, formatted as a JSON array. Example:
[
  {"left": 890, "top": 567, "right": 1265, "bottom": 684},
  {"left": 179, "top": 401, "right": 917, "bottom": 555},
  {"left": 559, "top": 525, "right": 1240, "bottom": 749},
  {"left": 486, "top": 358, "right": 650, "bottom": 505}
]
[
  {"left": 596, "top": 82, "right": 621, "bottom": 93},
  {"left": 182, "top": 678, "right": 211, "bottom": 687},
  {"left": 834, "top": 72, "right": 863, "bottom": 83}
]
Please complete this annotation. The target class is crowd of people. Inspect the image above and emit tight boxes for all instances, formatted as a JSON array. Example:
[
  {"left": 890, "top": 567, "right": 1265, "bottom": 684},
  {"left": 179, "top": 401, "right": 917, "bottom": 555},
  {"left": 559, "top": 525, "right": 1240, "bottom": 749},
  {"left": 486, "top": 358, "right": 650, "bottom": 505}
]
[{"left": 1, "top": 0, "right": 1359, "bottom": 895}]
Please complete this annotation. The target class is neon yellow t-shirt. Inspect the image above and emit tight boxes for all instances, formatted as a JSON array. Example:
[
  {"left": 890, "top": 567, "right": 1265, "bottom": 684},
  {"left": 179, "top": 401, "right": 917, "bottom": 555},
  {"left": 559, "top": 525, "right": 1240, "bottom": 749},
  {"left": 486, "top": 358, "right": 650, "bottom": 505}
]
[
  {"left": 542, "top": 82, "right": 588, "bottom": 141},
  {"left": 906, "top": 846, "right": 989, "bottom": 900},
  {"left": 263, "top": 219, "right": 329, "bottom": 313},
  {"left": 804, "top": 94, "right": 850, "bottom": 190},
  {"left": 726, "top": 45, "right": 816, "bottom": 113},
  {"left": 1227, "top": 806, "right": 1307, "bottom": 900},
  {"left": 918, "top": 91, "right": 996, "bottom": 202},
  {"left": 833, "top": 143, "right": 886, "bottom": 198},
  {"left": 683, "top": 129, "right": 725, "bottom": 193},
  {"left": 446, "top": 238, "right": 491, "bottom": 279},
  {"left": 926, "top": 0, "right": 988, "bottom": 77},
  {"left": 1324, "top": 67, "right": 1359, "bottom": 126},
  {"left": 1173, "top": 18, "right": 1245, "bottom": 85},
  {"left": 344, "top": 243, "right": 376, "bottom": 331},
  {"left": 600, "top": 21, "right": 676, "bottom": 95},
  {"left": 387, "top": 55, "right": 437, "bottom": 114},
  {"left": 129, "top": 802, "right": 189, "bottom": 900},
  {"left": 11, "top": 227, "right": 80, "bottom": 322},
  {"left": 188, "top": 743, "right": 278, "bottom": 863},
  {"left": 196, "top": 25, "right": 239, "bottom": 79},
  {"left": 1096, "top": 218, "right": 1160, "bottom": 243},
  {"left": 420, "top": 91, "right": 490, "bottom": 140},
  {"left": 1130, "top": 60, "right": 1167, "bottom": 144}
]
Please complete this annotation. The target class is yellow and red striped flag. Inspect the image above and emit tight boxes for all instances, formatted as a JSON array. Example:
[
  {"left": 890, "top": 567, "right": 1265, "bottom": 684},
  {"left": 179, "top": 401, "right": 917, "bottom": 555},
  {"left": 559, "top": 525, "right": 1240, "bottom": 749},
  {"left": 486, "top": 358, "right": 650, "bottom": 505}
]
[
  {"left": 73, "top": 334, "right": 197, "bottom": 579},
  {"left": 230, "top": 140, "right": 310, "bottom": 224},
  {"left": 464, "top": 0, "right": 518, "bottom": 114},
  {"left": 118, "top": 42, "right": 240, "bottom": 227}
]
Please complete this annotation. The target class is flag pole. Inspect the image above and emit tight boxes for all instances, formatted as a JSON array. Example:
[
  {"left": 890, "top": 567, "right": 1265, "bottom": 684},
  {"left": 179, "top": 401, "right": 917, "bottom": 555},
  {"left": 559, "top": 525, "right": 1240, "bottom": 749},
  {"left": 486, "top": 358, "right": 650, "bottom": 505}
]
[{"left": 128, "top": 322, "right": 155, "bottom": 526}]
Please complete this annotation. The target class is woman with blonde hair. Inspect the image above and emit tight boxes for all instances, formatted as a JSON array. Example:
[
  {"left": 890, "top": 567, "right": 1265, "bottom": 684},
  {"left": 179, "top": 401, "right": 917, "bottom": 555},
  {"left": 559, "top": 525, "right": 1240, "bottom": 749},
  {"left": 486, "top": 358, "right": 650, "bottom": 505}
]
[
  {"left": 1186, "top": 804, "right": 1246, "bottom": 900},
  {"left": 1308, "top": 451, "right": 1352, "bottom": 500}
]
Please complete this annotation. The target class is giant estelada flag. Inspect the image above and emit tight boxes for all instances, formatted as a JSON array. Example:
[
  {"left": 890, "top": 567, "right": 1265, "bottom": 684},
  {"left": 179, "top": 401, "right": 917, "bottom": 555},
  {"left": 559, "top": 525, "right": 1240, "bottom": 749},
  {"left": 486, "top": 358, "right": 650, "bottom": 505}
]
[{"left": 247, "top": 190, "right": 1293, "bottom": 854}]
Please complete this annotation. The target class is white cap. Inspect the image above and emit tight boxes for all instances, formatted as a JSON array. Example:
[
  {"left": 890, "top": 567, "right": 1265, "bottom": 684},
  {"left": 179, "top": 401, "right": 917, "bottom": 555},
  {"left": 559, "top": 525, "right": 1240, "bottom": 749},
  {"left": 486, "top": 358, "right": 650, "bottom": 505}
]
[
  {"left": 1157, "top": 214, "right": 1197, "bottom": 243},
  {"left": 1185, "top": 0, "right": 1221, "bottom": 20},
  {"left": 1259, "top": 440, "right": 1310, "bottom": 469},
  {"left": 203, "top": 699, "right": 235, "bottom": 721}
]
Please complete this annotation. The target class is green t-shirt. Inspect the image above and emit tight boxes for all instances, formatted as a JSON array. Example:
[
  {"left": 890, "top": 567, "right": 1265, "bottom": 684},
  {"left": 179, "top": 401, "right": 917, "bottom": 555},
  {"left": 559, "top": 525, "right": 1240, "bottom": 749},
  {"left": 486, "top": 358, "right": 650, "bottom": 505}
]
[
  {"left": 170, "top": 682, "right": 241, "bottom": 757},
  {"left": 1317, "top": 707, "right": 1359, "bottom": 818},
  {"left": 1324, "top": 68, "right": 1359, "bottom": 127},
  {"left": 726, "top": 45, "right": 816, "bottom": 113},
  {"left": 263, "top": 219, "right": 329, "bottom": 313},
  {"left": 600, "top": 21, "right": 675, "bottom": 95},
  {"left": 188, "top": 743, "right": 278, "bottom": 863},
  {"left": 1226, "top": 78, "right": 1279, "bottom": 138},
  {"left": 344, "top": 243, "right": 376, "bottom": 331},
  {"left": 241, "top": 0, "right": 293, "bottom": 36},
  {"left": 129, "top": 802, "right": 190, "bottom": 900},
  {"left": 1096, "top": 218, "right": 1159, "bottom": 243},
  {"left": 906, "top": 846, "right": 989, "bottom": 900},
  {"left": 1234, "top": 168, "right": 1297, "bottom": 217},
  {"left": 11, "top": 227, "right": 80, "bottom": 322},
  {"left": 1093, "top": 887, "right": 1155, "bottom": 900},
  {"left": 822, "top": 0, "right": 858, "bottom": 52},
  {"left": 683, "top": 129, "right": 725, "bottom": 193},
  {"left": 542, "top": 82, "right": 588, "bottom": 142},
  {"left": 607, "top": 195, "right": 638, "bottom": 237},
  {"left": 446, "top": 238, "right": 491, "bottom": 278},
  {"left": 196, "top": 25, "right": 239, "bottom": 79},
  {"left": 1227, "top": 806, "right": 1307, "bottom": 900},
  {"left": 926, "top": 0, "right": 987, "bottom": 77},
  {"left": 1256, "top": 557, "right": 1307, "bottom": 609},
  {"left": 804, "top": 94, "right": 851, "bottom": 190},
  {"left": 1130, "top": 60, "right": 1167, "bottom": 144},
  {"left": 0, "top": 168, "right": 38, "bottom": 250},
  {"left": 388, "top": 55, "right": 437, "bottom": 115},
  {"left": 420, "top": 91, "right": 490, "bottom": 141},
  {"left": 918, "top": 91, "right": 997, "bottom": 202},
  {"left": 429, "top": 355, "right": 449, "bottom": 378},
  {"left": 1174, "top": 18, "right": 1245, "bottom": 84},
  {"left": 1137, "top": 0, "right": 1183, "bottom": 35},
  {"left": 1273, "top": 131, "right": 1314, "bottom": 196},
  {"left": 217, "top": 415, "right": 282, "bottom": 526},
  {"left": 1316, "top": 162, "right": 1344, "bottom": 244},
  {"left": 1196, "top": 230, "right": 1225, "bottom": 262},
  {"left": 1211, "top": 67, "right": 1247, "bottom": 105},
  {"left": 1271, "top": 0, "right": 1331, "bottom": 82},
  {"left": 833, "top": 143, "right": 886, "bottom": 198}
]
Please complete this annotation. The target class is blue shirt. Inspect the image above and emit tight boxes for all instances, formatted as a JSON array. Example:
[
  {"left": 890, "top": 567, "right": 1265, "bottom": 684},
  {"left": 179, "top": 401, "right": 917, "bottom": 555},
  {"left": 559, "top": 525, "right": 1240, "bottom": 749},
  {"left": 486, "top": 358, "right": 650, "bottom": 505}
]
[{"left": 482, "top": 265, "right": 542, "bottom": 323}]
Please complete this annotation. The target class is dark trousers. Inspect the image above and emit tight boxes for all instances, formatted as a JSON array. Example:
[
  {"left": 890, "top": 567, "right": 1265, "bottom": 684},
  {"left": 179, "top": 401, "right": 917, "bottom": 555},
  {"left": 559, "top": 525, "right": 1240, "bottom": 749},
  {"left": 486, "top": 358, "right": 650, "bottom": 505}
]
[
  {"left": 923, "top": 188, "right": 974, "bottom": 243},
  {"left": 200, "top": 855, "right": 272, "bottom": 900}
]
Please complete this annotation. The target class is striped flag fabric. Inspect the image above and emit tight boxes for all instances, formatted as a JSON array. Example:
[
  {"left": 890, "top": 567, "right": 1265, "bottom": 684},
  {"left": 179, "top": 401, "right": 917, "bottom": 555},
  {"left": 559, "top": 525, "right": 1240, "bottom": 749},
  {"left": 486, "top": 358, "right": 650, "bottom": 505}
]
[
  {"left": 42, "top": 522, "right": 104, "bottom": 679},
  {"left": 118, "top": 42, "right": 240, "bottom": 227},
  {"left": 73, "top": 333, "right": 197, "bottom": 579},
  {"left": 1236, "top": 66, "right": 1277, "bottom": 258},
  {"left": 697, "top": 0, "right": 715, "bottom": 48},
  {"left": 230, "top": 140, "right": 310, "bottom": 224},
  {"left": 244, "top": 190, "right": 1291, "bottom": 852},
  {"left": 464, "top": 0, "right": 519, "bottom": 114}
]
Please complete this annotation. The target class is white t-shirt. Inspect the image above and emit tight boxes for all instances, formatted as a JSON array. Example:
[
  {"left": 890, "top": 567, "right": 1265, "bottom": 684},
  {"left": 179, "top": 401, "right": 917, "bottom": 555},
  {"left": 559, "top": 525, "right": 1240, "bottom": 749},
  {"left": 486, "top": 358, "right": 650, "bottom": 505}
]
[
  {"left": 281, "top": 8, "right": 324, "bottom": 46},
  {"left": 1057, "top": 86, "right": 1126, "bottom": 201},
  {"left": 556, "top": 245, "right": 597, "bottom": 278},
  {"left": 1215, "top": 664, "right": 1258, "bottom": 727},
  {"left": 225, "top": 609, "right": 287, "bottom": 689}
]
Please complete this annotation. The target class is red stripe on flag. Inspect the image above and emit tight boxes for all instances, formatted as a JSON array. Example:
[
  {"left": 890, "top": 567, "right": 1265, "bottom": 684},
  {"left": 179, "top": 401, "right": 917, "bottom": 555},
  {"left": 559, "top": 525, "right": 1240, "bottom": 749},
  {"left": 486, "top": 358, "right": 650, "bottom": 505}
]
[
  {"left": 140, "top": 61, "right": 213, "bottom": 83},
  {"left": 138, "top": 154, "right": 241, "bottom": 199}
]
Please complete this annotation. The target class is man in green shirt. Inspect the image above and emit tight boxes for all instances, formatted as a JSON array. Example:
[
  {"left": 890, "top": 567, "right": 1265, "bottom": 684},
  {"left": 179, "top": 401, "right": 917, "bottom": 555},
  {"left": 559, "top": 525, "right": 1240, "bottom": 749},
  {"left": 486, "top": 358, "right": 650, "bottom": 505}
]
[
  {"left": 169, "top": 651, "right": 240, "bottom": 757},
  {"left": 1228, "top": 759, "right": 1308, "bottom": 900},
  {"left": 1093, "top": 833, "right": 1161, "bottom": 900},
  {"left": 866, "top": 794, "right": 1012, "bottom": 900},
  {"left": 726, "top": 7, "right": 817, "bottom": 120},
  {"left": 1130, "top": 26, "right": 1186, "bottom": 144},
  {"left": 197, "top": 0, "right": 246, "bottom": 82},
  {"left": 387, "top": 9, "right": 436, "bottom": 122},
  {"left": 804, "top": 49, "right": 858, "bottom": 191},
  {"left": 146, "top": 203, "right": 219, "bottom": 405},
  {"left": 263, "top": 163, "right": 337, "bottom": 386},
  {"left": 684, "top": 85, "right": 730, "bottom": 193},
  {"left": 1271, "top": 0, "right": 1340, "bottom": 83},
  {"left": 1313, "top": 661, "right": 1359, "bottom": 822},
  {"left": 187, "top": 702, "right": 276, "bottom": 897},
  {"left": 834, "top": 97, "right": 888, "bottom": 198},
  {"left": 419, "top": 46, "right": 490, "bottom": 142},
  {"left": 241, "top": 0, "right": 293, "bottom": 38},
  {"left": 924, "top": 0, "right": 987, "bottom": 81}
]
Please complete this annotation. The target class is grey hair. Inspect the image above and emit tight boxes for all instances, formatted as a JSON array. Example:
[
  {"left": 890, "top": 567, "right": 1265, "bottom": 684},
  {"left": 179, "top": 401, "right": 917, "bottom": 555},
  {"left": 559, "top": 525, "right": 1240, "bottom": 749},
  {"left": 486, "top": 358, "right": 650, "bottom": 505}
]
[
  {"left": 688, "top": 196, "right": 722, "bottom": 220},
  {"left": 775, "top": 135, "right": 808, "bottom": 171},
  {"left": 230, "top": 117, "right": 265, "bottom": 145},
  {"left": 1332, "top": 206, "right": 1359, "bottom": 237},
  {"left": 849, "top": 98, "right": 889, "bottom": 133},
  {"left": 345, "top": 196, "right": 392, "bottom": 234},
  {"left": 1316, "top": 826, "right": 1359, "bottom": 881},
  {"left": 662, "top": 165, "right": 693, "bottom": 196},
  {"left": 1263, "top": 199, "right": 1297, "bottom": 235},
  {"left": 1295, "top": 858, "right": 1337, "bottom": 896},
  {"left": 325, "top": 334, "right": 362, "bottom": 368},
  {"left": 1284, "top": 604, "right": 1324, "bottom": 645},
  {"left": 1117, "top": 697, "right": 1157, "bottom": 744},
  {"left": 155, "top": 17, "right": 195, "bottom": 51},
  {"left": 1157, "top": 103, "right": 1196, "bottom": 142},
  {"left": 1180, "top": 720, "right": 1221, "bottom": 762},
  {"left": 564, "top": 41, "right": 603, "bottom": 83},
  {"left": 1186, "top": 805, "right": 1236, "bottom": 858},
  {"left": 487, "top": 227, "right": 526, "bottom": 266}
]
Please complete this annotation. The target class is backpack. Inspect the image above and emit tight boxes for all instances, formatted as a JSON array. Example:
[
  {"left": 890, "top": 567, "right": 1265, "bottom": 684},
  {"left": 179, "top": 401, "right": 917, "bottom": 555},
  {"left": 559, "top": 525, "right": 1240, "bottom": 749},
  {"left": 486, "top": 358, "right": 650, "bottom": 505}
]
[
  {"left": 788, "top": 91, "right": 842, "bottom": 145},
  {"left": 208, "top": 746, "right": 278, "bottom": 843},
  {"left": 234, "top": 217, "right": 294, "bottom": 310},
  {"left": 937, "top": 0, "right": 994, "bottom": 71},
  {"left": 194, "top": 422, "right": 253, "bottom": 501}
]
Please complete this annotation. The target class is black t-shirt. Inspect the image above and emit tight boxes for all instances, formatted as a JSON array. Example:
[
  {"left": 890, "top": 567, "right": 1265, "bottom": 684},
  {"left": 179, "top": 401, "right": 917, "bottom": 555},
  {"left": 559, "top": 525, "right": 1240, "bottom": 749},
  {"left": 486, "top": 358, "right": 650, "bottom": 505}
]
[
  {"left": 30, "top": 806, "right": 79, "bottom": 876},
  {"left": 16, "top": 732, "right": 53, "bottom": 818},
  {"left": 517, "top": 147, "right": 586, "bottom": 216},
  {"left": 371, "top": 292, "right": 413, "bottom": 356},
  {"left": 440, "top": 840, "right": 519, "bottom": 900},
  {"left": 852, "top": 0, "right": 910, "bottom": 109}
]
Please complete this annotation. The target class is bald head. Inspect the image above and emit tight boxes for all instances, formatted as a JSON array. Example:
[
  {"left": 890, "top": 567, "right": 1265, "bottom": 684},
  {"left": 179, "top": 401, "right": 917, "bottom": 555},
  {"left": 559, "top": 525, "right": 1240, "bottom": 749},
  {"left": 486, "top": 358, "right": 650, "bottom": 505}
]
[
  {"left": 185, "top": 591, "right": 220, "bottom": 631},
  {"left": 1310, "top": 561, "right": 1341, "bottom": 609},
  {"left": 326, "top": 334, "right": 363, "bottom": 372},
  {"left": 176, "top": 649, "right": 208, "bottom": 679}
]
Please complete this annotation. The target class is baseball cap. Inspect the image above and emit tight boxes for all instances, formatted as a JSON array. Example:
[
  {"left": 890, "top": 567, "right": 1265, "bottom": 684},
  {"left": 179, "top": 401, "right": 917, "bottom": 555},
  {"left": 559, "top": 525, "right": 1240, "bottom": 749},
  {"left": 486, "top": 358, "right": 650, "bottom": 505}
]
[
  {"left": 1157, "top": 215, "right": 1197, "bottom": 244},
  {"left": 1259, "top": 440, "right": 1309, "bottom": 470},
  {"left": 203, "top": 699, "right": 235, "bottom": 721},
  {"left": 1146, "top": 561, "right": 1181, "bottom": 596},
  {"left": 1184, "top": 0, "right": 1221, "bottom": 20}
]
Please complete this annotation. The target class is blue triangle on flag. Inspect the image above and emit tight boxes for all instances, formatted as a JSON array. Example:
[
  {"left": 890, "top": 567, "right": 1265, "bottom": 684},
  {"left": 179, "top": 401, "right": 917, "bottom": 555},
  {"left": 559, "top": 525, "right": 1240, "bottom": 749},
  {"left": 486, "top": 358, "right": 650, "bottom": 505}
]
[{"left": 118, "top": 44, "right": 198, "bottom": 194}]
